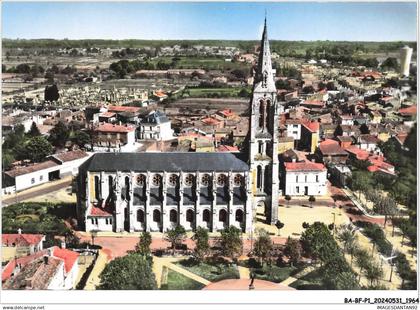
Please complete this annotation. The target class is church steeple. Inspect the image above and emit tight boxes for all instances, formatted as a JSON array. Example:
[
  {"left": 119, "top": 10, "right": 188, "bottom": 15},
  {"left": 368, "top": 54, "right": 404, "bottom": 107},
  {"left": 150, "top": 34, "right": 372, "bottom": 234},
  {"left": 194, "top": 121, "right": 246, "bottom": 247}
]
[{"left": 254, "top": 17, "right": 276, "bottom": 92}]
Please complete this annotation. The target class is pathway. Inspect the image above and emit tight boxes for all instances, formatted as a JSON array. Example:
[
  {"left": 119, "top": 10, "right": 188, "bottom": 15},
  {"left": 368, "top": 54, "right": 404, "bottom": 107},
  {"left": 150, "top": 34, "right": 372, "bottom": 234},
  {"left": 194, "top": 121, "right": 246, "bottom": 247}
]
[
  {"left": 238, "top": 266, "right": 250, "bottom": 279},
  {"left": 84, "top": 249, "right": 112, "bottom": 290}
]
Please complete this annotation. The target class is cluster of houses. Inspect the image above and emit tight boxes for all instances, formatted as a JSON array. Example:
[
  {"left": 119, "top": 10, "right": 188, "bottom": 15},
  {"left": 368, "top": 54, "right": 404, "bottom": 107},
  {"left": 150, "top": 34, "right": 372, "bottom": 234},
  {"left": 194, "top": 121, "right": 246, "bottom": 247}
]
[{"left": 2, "top": 231, "right": 81, "bottom": 290}]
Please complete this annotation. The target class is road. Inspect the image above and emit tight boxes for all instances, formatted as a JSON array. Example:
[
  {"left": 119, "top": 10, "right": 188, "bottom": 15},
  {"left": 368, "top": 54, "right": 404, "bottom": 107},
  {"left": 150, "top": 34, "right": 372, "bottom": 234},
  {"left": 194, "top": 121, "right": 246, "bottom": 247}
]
[{"left": 2, "top": 179, "right": 72, "bottom": 207}]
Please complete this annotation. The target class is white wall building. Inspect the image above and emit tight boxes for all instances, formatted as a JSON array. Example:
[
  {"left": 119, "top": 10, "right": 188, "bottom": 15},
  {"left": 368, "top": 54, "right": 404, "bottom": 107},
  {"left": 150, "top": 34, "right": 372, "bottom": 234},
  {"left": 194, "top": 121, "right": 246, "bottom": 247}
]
[
  {"left": 400, "top": 46, "right": 413, "bottom": 77},
  {"left": 139, "top": 110, "right": 174, "bottom": 141},
  {"left": 283, "top": 160, "right": 327, "bottom": 196}
]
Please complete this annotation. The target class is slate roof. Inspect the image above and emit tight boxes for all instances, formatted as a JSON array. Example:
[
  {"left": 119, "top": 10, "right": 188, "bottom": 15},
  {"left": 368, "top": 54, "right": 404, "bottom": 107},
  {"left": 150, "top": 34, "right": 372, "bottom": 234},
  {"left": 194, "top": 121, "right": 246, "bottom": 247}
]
[{"left": 82, "top": 152, "right": 249, "bottom": 172}]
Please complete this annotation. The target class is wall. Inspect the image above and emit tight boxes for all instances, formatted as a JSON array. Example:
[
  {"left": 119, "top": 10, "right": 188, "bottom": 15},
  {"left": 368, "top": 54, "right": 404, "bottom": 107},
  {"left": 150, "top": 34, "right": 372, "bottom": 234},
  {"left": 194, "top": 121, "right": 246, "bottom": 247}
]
[{"left": 284, "top": 170, "right": 327, "bottom": 196}]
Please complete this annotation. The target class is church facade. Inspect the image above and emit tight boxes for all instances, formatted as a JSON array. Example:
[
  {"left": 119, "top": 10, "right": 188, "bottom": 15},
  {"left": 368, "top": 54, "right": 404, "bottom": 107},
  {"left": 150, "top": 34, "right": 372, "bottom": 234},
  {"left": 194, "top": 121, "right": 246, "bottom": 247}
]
[{"left": 77, "top": 19, "right": 282, "bottom": 233}]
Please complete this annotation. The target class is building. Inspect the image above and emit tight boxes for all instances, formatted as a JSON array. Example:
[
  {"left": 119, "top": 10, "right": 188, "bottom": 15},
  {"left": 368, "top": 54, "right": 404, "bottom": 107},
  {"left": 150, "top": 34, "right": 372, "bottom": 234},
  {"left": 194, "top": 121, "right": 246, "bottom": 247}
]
[
  {"left": 2, "top": 232, "right": 45, "bottom": 261},
  {"left": 77, "top": 18, "right": 283, "bottom": 232},
  {"left": 282, "top": 160, "right": 327, "bottom": 196},
  {"left": 139, "top": 110, "right": 174, "bottom": 141},
  {"left": 2, "top": 246, "right": 79, "bottom": 290},
  {"left": 247, "top": 18, "right": 280, "bottom": 224},
  {"left": 93, "top": 123, "right": 136, "bottom": 149},
  {"left": 2, "top": 150, "right": 90, "bottom": 193},
  {"left": 400, "top": 46, "right": 413, "bottom": 77},
  {"left": 78, "top": 153, "right": 252, "bottom": 233},
  {"left": 316, "top": 139, "right": 349, "bottom": 165}
]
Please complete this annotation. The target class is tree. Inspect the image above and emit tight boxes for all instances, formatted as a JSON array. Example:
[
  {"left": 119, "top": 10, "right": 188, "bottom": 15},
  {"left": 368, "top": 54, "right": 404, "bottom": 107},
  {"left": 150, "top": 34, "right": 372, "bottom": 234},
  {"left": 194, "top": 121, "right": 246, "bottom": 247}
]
[
  {"left": 354, "top": 248, "right": 370, "bottom": 281},
  {"left": 275, "top": 220, "right": 285, "bottom": 236},
  {"left": 44, "top": 84, "right": 60, "bottom": 102},
  {"left": 253, "top": 228, "right": 273, "bottom": 266},
  {"left": 381, "top": 57, "right": 399, "bottom": 71},
  {"left": 135, "top": 231, "right": 152, "bottom": 257},
  {"left": 25, "top": 136, "right": 53, "bottom": 162},
  {"left": 330, "top": 271, "right": 360, "bottom": 290},
  {"left": 308, "top": 195, "right": 316, "bottom": 208},
  {"left": 283, "top": 237, "right": 302, "bottom": 267},
  {"left": 337, "top": 224, "right": 357, "bottom": 262},
  {"left": 71, "top": 130, "right": 90, "bottom": 149},
  {"left": 350, "top": 171, "right": 373, "bottom": 199},
  {"left": 99, "top": 253, "right": 157, "bottom": 290},
  {"left": 364, "top": 263, "right": 383, "bottom": 286},
  {"left": 165, "top": 225, "right": 186, "bottom": 255},
  {"left": 220, "top": 226, "right": 243, "bottom": 262},
  {"left": 374, "top": 196, "right": 398, "bottom": 228},
  {"left": 49, "top": 121, "right": 69, "bottom": 148},
  {"left": 192, "top": 227, "right": 210, "bottom": 263},
  {"left": 2, "top": 151, "right": 15, "bottom": 170},
  {"left": 27, "top": 122, "right": 41, "bottom": 137}
]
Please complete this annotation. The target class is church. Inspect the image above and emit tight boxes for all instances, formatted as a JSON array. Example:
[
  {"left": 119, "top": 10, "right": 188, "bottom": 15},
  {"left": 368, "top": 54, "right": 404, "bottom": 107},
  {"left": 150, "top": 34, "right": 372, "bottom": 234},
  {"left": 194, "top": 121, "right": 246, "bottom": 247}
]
[{"left": 77, "top": 19, "right": 282, "bottom": 233}]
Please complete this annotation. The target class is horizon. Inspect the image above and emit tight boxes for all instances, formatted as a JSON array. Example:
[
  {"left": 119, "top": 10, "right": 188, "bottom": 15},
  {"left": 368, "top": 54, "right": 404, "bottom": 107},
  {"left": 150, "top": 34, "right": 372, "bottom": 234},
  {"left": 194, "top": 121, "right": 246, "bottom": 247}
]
[{"left": 2, "top": 2, "right": 417, "bottom": 41}]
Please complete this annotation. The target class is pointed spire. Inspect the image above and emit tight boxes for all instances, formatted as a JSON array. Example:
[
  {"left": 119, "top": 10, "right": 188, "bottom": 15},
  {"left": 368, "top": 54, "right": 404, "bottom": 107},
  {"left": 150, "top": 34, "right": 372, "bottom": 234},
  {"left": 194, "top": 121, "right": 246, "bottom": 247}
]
[{"left": 254, "top": 16, "right": 276, "bottom": 92}]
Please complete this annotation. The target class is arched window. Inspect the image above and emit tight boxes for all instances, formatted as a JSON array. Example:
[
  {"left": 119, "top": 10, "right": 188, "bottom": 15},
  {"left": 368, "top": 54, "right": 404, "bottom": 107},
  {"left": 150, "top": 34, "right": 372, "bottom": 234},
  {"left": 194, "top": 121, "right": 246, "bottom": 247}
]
[
  {"left": 203, "top": 209, "right": 210, "bottom": 222},
  {"left": 266, "top": 100, "right": 271, "bottom": 129},
  {"left": 219, "top": 209, "right": 227, "bottom": 223},
  {"left": 153, "top": 209, "right": 161, "bottom": 223},
  {"left": 186, "top": 209, "right": 194, "bottom": 223},
  {"left": 108, "top": 176, "right": 113, "bottom": 197},
  {"left": 257, "top": 166, "right": 263, "bottom": 190},
  {"left": 125, "top": 176, "right": 130, "bottom": 200},
  {"left": 259, "top": 99, "right": 265, "bottom": 128},
  {"left": 235, "top": 209, "right": 243, "bottom": 223},
  {"left": 258, "top": 141, "right": 264, "bottom": 154},
  {"left": 94, "top": 176, "right": 100, "bottom": 200},
  {"left": 169, "top": 209, "right": 177, "bottom": 223},
  {"left": 137, "top": 209, "right": 144, "bottom": 223}
]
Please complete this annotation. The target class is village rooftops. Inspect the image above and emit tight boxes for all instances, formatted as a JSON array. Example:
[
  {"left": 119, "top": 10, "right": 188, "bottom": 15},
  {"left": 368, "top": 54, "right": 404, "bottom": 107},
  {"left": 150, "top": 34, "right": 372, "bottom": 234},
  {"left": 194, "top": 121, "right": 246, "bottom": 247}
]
[
  {"left": 284, "top": 160, "right": 326, "bottom": 172},
  {"left": 94, "top": 123, "right": 136, "bottom": 133},
  {"left": 2, "top": 234, "right": 45, "bottom": 247},
  {"left": 50, "top": 150, "right": 89, "bottom": 163},
  {"left": 345, "top": 145, "right": 370, "bottom": 160},
  {"left": 80, "top": 152, "right": 249, "bottom": 173}
]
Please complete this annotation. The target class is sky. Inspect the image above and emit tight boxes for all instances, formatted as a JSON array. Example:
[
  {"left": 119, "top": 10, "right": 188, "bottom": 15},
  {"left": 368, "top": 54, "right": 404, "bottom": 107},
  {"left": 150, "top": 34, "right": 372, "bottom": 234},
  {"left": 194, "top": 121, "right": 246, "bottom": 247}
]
[{"left": 2, "top": 1, "right": 418, "bottom": 41}]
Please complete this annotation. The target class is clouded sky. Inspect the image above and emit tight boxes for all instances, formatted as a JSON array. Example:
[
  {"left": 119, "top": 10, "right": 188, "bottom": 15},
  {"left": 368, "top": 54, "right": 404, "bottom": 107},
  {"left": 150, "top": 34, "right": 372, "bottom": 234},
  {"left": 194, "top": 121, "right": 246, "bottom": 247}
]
[{"left": 2, "top": 2, "right": 417, "bottom": 41}]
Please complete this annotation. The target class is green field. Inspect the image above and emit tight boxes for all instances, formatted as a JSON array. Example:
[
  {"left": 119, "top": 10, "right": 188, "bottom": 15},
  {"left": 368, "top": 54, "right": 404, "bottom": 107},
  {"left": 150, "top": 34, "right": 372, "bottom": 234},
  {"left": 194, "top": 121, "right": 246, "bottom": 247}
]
[{"left": 160, "top": 270, "right": 205, "bottom": 290}]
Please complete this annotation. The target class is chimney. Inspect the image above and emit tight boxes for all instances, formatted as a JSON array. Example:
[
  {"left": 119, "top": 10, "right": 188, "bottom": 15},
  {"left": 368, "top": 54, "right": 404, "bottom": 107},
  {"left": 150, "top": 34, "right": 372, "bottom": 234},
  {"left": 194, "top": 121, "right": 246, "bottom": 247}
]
[
  {"left": 292, "top": 158, "right": 296, "bottom": 163},
  {"left": 61, "top": 241, "right": 66, "bottom": 249},
  {"left": 17, "top": 228, "right": 22, "bottom": 234},
  {"left": 311, "top": 159, "right": 315, "bottom": 162},
  {"left": 43, "top": 255, "right": 49, "bottom": 265}
]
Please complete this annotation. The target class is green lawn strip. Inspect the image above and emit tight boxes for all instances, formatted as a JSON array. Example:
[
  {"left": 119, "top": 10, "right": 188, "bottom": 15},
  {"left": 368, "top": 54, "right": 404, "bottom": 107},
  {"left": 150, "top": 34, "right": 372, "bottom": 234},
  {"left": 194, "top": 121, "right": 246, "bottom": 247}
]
[
  {"left": 288, "top": 269, "right": 326, "bottom": 290},
  {"left": 160, "top": 270, "right": 205, "bottom": 290},
  {"left": 175, "top": 258, "right": 239, "bottom": 282}
]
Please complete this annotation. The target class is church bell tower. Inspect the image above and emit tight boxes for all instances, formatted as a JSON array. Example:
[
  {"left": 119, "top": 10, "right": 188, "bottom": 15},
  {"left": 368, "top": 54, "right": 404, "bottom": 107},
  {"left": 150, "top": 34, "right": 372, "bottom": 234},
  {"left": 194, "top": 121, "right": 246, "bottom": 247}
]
[{"left": 249, "top": 18, "right": 280, "bottom": 225}]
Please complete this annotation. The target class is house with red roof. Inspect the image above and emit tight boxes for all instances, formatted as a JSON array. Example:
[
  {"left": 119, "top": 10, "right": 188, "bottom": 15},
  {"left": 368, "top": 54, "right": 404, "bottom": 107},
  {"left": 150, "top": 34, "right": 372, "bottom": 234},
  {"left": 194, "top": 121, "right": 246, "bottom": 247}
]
[
  {"left": 2, "top": 246, "right": 79, "bottom": 290},
  {"left": 93, "top": 122, "right": 136, "bottom": 149},
  {"left": 300, "top": 120, "right": 320, "bottom": 153},
  {"left": 283, "top": 159, "right": 327, "bottom": 196},
  {"left": 316, "top": 139, "right": 349, "bottom": 165},
  {"left": 2, "top": 231, "right": 45, "bottom": 257}
]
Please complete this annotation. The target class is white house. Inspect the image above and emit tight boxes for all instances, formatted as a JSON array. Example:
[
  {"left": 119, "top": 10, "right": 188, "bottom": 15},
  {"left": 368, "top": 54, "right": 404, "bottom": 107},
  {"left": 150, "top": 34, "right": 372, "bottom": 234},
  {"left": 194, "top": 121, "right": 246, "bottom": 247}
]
[
  {"left": 285, "top": 119, "right": 301, "bottom": 141},
  {"left": 139, "top": 110, "right": 174, "bottom": 141},
  {"left": 283, "top": 160, "right": 327, "bottom": 196}
]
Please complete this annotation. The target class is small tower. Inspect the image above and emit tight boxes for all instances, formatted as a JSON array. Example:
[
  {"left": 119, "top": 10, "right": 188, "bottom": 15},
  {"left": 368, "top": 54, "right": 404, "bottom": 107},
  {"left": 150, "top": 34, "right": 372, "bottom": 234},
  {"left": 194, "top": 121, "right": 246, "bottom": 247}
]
[{"left": 248, "top": 18, "right": 280, "bottom": 224}]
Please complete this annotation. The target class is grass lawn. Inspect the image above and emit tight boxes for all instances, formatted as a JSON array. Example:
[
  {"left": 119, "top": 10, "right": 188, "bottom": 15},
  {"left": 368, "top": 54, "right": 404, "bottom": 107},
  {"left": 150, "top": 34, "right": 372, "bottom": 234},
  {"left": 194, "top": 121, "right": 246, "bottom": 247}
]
[
  {"left": 176, "top": 258, "right": 240, "bottom": 282},
  {"left": 289, "top": 269, "right": 326, "bottom": 290},
  {"left": 160, "top": 270, "right": 205, "bottom": 290},
  {"left": 251, "top": 264, "right": 301, "bottom": 283}
]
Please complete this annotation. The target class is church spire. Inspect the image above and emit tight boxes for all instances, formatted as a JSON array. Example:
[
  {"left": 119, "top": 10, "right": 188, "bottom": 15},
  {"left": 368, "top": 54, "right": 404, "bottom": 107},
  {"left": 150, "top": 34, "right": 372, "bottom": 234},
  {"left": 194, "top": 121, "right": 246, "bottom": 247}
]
[{"left": 254, "top": 16, "right": 276, "bottom": 92}]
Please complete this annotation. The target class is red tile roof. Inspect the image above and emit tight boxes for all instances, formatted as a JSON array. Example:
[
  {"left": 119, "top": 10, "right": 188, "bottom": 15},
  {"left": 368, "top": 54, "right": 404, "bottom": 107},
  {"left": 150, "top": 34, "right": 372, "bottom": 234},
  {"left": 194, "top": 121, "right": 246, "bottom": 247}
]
[
  {"left": 218, "top": 109, "right": 235, "bottom": 118},
  {"left": 52, "top": 247, "right": 79, "bottom": 274},
  {"left": 285, "top": 160, "right": 326, "bottom": 172},
  {"left": 2, "top": 250, "right": 47, "bottom": 282},
  {"left": 202, "top": 117, "right": 221, "bottom": 126},
  {"left": 88, "top": 202, "right": 114, "bottom": 217},
  {"left": 395, "top": 133, "right": 408, "bottom": 145},
  {"left": 95, "top": 123, "right": 136, "bottom": 133},
  {"left": 345, "top": 146, "right": 370, "bottom": 160},
  {"left": 99, "top": 112, "right": 116, "bottom": 118},
  {"left": 217, "top": 145, "right": 239, "bottom": 152},
  {"left": 4, "top": 160, "right": 59, "bottom": 178},
  {"left": 107, "top": 106, "right": 141, "bottom": 113},
  {"left": 319, "top": 139, "right": 348, "bottom": 156},
  {"left": 301, "top": 120, "right": 319, "bottom": 133},
  {"left": 398, "top": 105, "right": 417, "bottom": 116},
  {"left": 52, "top": 150, "right": 89, "bottom": 163},
  {"left": 2, "top": 234, "right": 44, "bottom": 247}
]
